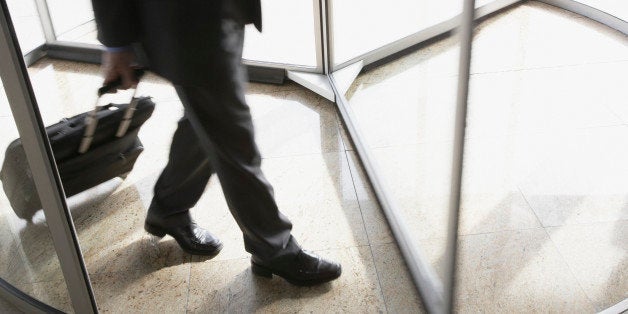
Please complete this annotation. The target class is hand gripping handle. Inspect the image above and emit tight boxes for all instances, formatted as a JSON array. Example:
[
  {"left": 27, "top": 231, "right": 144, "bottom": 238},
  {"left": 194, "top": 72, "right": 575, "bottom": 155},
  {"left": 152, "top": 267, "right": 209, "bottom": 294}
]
[{"left": 78, "top": 69, "right": 146, "bottom": 154}]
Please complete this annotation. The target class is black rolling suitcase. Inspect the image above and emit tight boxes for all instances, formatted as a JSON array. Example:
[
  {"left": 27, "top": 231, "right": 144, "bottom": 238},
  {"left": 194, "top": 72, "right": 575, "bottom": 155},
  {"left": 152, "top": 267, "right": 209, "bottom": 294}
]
[{"left": 0, "top": 76, "right": 155, "bottom": 220}]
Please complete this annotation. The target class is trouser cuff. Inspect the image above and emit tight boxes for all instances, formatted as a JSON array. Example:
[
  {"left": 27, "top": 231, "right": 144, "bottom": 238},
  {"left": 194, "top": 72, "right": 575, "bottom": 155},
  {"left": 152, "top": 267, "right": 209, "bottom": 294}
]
[{"left": 146, "top": 200, "right": 193, "bottom": 228}]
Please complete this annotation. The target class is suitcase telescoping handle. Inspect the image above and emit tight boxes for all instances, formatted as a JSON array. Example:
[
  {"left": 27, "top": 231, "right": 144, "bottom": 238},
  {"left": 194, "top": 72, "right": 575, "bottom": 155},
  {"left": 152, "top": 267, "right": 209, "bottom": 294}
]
[{"left": 78, "top": 69, "right": 146, "bottom": 154}]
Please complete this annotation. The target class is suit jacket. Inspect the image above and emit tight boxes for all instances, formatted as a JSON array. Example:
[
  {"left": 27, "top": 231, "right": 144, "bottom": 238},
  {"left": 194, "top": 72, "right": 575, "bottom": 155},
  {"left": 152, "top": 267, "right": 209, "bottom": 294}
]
[{"left": 91, "top": 0, "right": 262, "bottom": 87}]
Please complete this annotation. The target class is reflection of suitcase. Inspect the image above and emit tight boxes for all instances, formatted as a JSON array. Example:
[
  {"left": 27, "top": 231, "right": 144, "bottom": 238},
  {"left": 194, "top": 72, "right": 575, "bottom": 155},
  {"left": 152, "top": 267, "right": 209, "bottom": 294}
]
[{"left": 0, "top": 80, "right": 155, "bottom": 220}]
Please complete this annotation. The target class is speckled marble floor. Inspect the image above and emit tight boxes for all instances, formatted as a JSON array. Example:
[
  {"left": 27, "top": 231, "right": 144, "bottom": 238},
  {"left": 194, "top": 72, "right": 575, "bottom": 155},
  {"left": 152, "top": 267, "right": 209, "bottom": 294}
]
[
  {"left": 2, "top": 62, "right": 411, "bottom": 312},
  {"left": 1, "top": 1, "right": 627, "bottom": 313},
  {"left": 1, "top": 60, "right": 418, "bottom": 312}
]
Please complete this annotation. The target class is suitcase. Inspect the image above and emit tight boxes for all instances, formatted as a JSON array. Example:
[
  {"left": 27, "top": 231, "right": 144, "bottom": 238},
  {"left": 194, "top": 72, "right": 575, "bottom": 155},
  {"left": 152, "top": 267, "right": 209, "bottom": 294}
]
[{"left": 0, "top": 77, "right": 155, "bottom": 220}]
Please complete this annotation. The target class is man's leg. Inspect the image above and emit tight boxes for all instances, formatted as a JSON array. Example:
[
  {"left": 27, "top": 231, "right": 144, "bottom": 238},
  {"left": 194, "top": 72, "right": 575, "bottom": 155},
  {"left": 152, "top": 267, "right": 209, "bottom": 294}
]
[
  {"left": 174, "top": 86, "right": 340, "bottom": 283},
  {"left": 173, "top": 83, "right": 299, "bottom": 262},
  {"left": 145, "top": 115, "right": 223, "bottom": 255},
  {"left": 170, "top": 19, "right": 341, "bottom": 285},
  {"left": 168, "top": 17, "right": 339, "bottom": 285},
  {"left": 150, "top": 116, "right": 213, "bottom": 222}
]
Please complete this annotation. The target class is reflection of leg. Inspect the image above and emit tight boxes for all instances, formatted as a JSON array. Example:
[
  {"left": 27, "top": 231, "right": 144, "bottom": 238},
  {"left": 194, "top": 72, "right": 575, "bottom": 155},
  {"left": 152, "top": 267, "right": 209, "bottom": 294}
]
[{"left": 149, "top": 116, "right": 213, "bottom": 225}]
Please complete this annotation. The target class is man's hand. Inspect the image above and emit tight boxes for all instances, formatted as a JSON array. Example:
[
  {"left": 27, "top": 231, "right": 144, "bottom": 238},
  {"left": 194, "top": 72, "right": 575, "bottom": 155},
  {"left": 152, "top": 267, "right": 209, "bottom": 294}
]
[{"left": 102, "top": 50, "right": 138, "bottom": 90}]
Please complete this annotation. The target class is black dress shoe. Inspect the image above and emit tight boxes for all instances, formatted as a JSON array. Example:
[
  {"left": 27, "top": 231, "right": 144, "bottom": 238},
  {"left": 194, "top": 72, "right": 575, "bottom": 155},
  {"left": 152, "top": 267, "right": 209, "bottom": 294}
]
[
  {"left": 145, "top": 221, "right": 223, "bottom": 256},
  {"left": 251, "top": 250, "right": 341, "bottom": 286}
]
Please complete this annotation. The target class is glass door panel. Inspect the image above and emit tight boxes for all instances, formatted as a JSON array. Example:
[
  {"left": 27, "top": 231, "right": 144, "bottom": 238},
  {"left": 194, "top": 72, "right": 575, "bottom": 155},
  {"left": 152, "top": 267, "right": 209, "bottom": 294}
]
[
  {"left": 341, "top": 2, "right": 628, "bottom": 311},
  {"left": 243, "top": 0, "right": 318, "bottom": 67},
  {"left": 47, "top": 0, "right": 96, "bottom": 43},
  {"left": 44, "top": 0, "right": 320, "bottom": 68},
  {"left": 340, "top": 22, "right": 464, "bottom": 286},
  {"left": 574, "top": 0, "right": 628, "bottom": 21},
  {"left": 5, "top": 0, "right": 45, "bottom": 53},
  {"left": 0, "top": 82, "right": 73, "bottom": 313},
  {"left": 330, "top": 0, "right": 495, "bottom": 66}
]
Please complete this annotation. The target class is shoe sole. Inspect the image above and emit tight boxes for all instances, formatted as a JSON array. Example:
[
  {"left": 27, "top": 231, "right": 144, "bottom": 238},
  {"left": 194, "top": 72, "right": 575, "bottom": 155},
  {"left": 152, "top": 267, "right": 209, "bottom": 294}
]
[
  {"left": 251, "top": 261, "right": 342, "bottom": 286},
  {"left": 144, "top": 222, "right": 223, "bottom": 256}
]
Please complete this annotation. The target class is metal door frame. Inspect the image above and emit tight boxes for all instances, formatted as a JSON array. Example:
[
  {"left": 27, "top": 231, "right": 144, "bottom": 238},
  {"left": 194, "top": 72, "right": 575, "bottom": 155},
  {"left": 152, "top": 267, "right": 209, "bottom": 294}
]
[{"left": 0, "top": 1, "right": 97, "bottom": 312}]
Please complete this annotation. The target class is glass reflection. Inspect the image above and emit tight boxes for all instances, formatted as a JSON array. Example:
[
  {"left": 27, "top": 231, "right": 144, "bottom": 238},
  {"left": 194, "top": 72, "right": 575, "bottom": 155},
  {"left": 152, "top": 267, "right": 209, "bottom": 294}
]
[{"left": 0, "top": 79, "right": 72, "bottom": 312}]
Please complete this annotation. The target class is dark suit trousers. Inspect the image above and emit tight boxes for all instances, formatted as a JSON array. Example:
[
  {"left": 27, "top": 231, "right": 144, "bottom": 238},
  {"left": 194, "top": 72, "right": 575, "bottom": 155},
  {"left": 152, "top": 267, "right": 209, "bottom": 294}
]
[{"left": 148, "top": 19, "right": 299, "bottom": 262}]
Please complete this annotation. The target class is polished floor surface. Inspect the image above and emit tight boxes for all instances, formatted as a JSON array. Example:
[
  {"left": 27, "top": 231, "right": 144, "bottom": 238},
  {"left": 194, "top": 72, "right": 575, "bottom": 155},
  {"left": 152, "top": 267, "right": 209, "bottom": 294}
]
[
  {"left": 1, "top": 1, "right": 627, "bottom": 313},
  {"left": 0, "top": 61, "right": 417, "bottom": 312}
]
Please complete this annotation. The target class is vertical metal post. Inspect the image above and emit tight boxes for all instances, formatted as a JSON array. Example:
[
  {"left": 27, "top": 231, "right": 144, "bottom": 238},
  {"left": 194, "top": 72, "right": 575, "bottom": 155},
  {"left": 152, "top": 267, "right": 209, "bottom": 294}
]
[
  {"left": 322, "top": 0, "right": 333, "bottom": 74},
  {"left": 443, "top": 0, "right": 476, "bottom": 313},
  {"left": 32, "top": 0, "right": 56, "bottom": 43},
  {"left": 313, "top": 0, "right": 325, "bottom": 74},
  {"left": 0, "top": 1, "right": 97, "bottom": 313}
]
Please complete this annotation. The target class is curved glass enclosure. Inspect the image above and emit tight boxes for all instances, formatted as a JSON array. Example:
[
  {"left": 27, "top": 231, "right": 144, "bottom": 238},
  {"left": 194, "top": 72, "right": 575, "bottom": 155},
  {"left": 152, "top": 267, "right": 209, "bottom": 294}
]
[
  {"left": 1, "top": 0, "right": 626, "bottom": 312},
  {"left": 570, "top": 0, "right": 627, "bottom": 20},
  {"left": 342, "top": 2, "right": 627, "bottom": 312},
  {"left": 40, "top": 0, "right": 321, "bottom": 70},
  {"left": 330, "top": 0, "right": 498, "bottom": 66}
]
